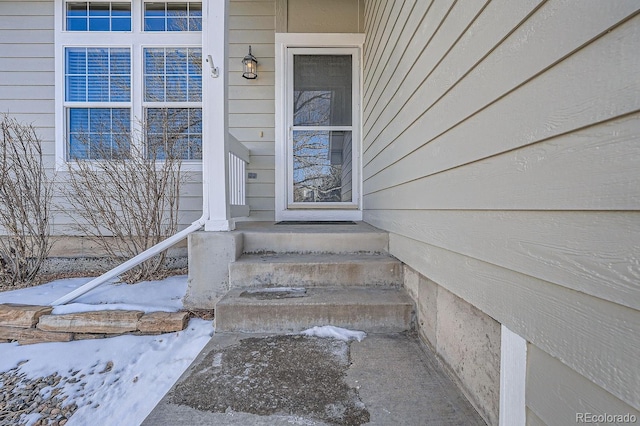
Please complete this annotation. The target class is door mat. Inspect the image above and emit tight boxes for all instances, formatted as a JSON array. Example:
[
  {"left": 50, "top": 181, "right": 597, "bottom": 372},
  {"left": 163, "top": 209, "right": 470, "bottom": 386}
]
[{"left": 275, "top": 221, "right": 357, "bottom": 225}]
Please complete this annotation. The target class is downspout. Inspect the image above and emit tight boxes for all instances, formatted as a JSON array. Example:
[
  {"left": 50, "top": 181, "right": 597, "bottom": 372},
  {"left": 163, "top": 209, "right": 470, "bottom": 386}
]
[{"left": 50, "top": 182, "right": 211, "bottom": 306}]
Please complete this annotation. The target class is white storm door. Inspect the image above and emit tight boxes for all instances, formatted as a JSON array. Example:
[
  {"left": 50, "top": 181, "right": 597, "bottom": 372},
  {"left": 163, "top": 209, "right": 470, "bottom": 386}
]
[{"left": 276, "top": 39, "right": 362, "bottom": 221}]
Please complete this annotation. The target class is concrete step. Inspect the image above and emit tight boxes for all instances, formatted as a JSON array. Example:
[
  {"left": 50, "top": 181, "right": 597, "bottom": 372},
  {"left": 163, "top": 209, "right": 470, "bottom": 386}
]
[
  {"left": 229, "top": 253, "right": 403, "bottom": 288},
  {"left": 237, "top": 221, "right": 389, "bottom": 254},
  {"left": 215, "top": 286, "right": 414, "bottom": 333}
]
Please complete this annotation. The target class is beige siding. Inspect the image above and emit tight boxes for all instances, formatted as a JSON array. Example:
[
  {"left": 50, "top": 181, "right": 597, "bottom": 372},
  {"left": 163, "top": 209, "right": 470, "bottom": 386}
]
[
  {"left": 0, "top": 0, "right": 55, "bottom": 136},
  {"left": 229, "top": 0, "right": 276, "bottom": 221},
  {"left": 0, "top": 1, "right": 59, "bottom": 232},
  {"left": 286, "top": 0, "right": 364, "bottom": 33},
  {"left": 527, "top": 344, "right": 640, "bottom": 425},
  {"left": 362, "top": 0, "right": 640, "bottom": 421}
]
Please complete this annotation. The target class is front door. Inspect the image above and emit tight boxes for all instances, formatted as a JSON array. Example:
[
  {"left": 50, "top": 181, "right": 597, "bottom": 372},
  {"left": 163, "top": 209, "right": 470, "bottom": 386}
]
[{"left": 276, "top": 35, "right": 363, "bottom": 221}]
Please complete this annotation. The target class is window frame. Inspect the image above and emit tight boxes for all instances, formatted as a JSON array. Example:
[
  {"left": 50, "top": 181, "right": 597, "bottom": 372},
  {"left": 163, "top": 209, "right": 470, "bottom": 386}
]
[{"left": 55, "top": 0, "right": 203, "bottom": 170}]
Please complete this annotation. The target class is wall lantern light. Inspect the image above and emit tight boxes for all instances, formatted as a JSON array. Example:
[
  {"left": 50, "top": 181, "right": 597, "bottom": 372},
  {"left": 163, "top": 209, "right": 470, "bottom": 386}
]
[{"left": 242, "top": 46, "right": 258, "bottom": 79}]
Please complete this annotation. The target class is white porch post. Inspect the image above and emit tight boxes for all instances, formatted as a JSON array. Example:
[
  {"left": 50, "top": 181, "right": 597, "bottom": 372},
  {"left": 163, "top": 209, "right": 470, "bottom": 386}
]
[{"left": 202, "top": 0, "right": 234, "bottom": 231}]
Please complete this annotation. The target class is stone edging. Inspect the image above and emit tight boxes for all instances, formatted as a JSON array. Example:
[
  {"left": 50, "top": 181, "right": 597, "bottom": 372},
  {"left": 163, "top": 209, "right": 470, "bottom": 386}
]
[{"left": 0, "top": 304, "right": 190, "bottom": 345}]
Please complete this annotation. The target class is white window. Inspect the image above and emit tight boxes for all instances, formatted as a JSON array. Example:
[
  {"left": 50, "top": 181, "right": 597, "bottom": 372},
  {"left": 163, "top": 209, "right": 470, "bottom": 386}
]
[{"left": 55, "top": 0, "right": 202, "bottom": 163}]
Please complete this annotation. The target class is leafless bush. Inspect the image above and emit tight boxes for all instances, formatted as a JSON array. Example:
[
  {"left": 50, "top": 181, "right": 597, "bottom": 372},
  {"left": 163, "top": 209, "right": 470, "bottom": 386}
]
[
  {"left": 62, "top": 117, "right": 189, "bottom": 282},
  {"left": 0, "top": 115, "right": 53, "bottom": 285}
]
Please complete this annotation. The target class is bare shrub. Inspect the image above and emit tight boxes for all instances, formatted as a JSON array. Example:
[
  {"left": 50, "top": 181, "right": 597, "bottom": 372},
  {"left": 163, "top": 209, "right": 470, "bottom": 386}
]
[
  {"left": 0, "top": 115, "right": 53, "bottom": 285},
  {"left": 62, "top": 117, "right": 190, "bottom": 282}
]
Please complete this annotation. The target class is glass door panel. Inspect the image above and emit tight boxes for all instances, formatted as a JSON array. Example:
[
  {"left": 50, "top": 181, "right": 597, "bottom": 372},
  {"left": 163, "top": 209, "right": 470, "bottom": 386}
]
[
  {"left": 293, "top": 130, "right": 352, "bottom": 202},
  {"left": 290, "top": 53, "right": 355, "bottom": 207}
]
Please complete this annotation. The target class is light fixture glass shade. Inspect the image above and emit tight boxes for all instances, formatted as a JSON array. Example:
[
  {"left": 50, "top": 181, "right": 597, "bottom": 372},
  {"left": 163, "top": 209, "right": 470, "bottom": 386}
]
[{"left": 242, "top": 46, "right": 258, "bottom": 79}]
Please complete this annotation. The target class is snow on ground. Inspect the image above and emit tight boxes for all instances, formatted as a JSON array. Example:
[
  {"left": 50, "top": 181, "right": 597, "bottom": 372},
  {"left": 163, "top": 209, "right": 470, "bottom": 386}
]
[{"left": 0, "top": 276, "right": 213, "bottom": 426}]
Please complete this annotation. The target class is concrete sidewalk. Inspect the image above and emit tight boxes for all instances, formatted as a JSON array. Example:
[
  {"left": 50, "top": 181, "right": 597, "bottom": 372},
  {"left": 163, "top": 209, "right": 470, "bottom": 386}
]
[{"left": 143, "top": 332, "right": 486, "bottom": 425}]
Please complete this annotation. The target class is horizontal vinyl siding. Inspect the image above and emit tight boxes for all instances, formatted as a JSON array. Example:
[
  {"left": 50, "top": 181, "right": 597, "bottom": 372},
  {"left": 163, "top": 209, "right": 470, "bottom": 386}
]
[
  {"left": 0, "top": 1, "right": 57, "bottom": 228},
  {"left": 0, "top": 1, "right": 54, "bottom": 126},
  {"left": 229, "top": 0, "right": 276, "bottom": 221},
  {"left": 362, "top": 0, "right": 640, "bottom": 419}
]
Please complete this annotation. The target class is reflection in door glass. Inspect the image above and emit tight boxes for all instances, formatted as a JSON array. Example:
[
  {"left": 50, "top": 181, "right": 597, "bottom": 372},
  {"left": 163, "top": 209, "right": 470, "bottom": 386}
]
[
  {"left": 293, "top": 130, "right": 352, "bottom": 203},
  {"left": 293, "top": 55, "right": 352, "bottom": 126}
]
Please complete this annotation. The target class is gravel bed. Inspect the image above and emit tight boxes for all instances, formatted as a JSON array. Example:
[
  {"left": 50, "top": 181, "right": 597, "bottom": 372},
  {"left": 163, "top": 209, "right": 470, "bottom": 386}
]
[{"left": 0, "top": 364, "right": 80, "bottom": 426}]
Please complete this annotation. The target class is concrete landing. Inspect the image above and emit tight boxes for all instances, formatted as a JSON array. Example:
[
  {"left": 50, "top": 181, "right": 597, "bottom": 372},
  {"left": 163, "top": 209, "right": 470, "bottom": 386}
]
[
  {"left": 215, "top": 287, "right": 414, "bottom": 333},
  {"left": 143, "top": 332, "right": 486, "bottom": 425},
  {"left": 237, "top": 221, "right": 390, "bottom": 254}
]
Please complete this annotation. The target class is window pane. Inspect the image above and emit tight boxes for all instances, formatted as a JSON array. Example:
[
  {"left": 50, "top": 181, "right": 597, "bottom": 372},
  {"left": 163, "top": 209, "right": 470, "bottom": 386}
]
[
  {"left": 87, "top": 76, "right": 108, "bottom": 101},
  {"left": 188, "top": 75, "right": 201, "bottom": 101},
  {"left": 88, "top": 3, "right": 110, "bottom": 16},
  {"left": 111, "top": 3, "right": 130, "bottom": 16},
  {"left": 187, "top": 47, "right": 201, "bottom": 74},
  {"left": 89, "top": 17, "right": 109, "bottom": 31},
  {"left": 292, "top": 130, "right": 352, "bottom": 202},
  {"left": 189, "top": 2, "right": 201, "bottom": 16},
  {"left": 66, "top": 47, "right": 130, "bottom": 101},
  {"left": 145, "top": 18, "right": 165, "bottom": 31},
  {"left": 66, "top": 48, "right": 87, "bottom": 74},
  {"left": 166, "top": 49, "right": 187, "bottom": 74},
  {"left": 66, "top": 76, "right": 87, "bottom": 101},
  {"left": 110, "top": 48, "right": 130, "bottom": 74},
  {"left": 67, "top": 2, "right": 88, "bottom": 16},
  {"left": 145, "top": 2, "right": 166, "bottom": 17},
  {"left": 110, "top": 76, "right": 130, "bottom": 101},
  {"left": 144, "top": 47, "right": 200, "bottom": 102},
  {"left": 69, "top": 135, "right": 89, "bottom": 159},
  {"left": 111, "top": 18, "right": 131, "bottom": 31},
  {"left": 144, "top": 2, "right": 201, "bottom": 32},
  {"left": 145, "top": 76, "right": 165, "bottom": 102},
  {"left": 189, "top": 135, "right": 202, "bottom": 159},
  {"left": 68, "top": 108, "right": 130, "bottom": 160},
  {"left": 167, "top": 17, "right": 187, "bottom": 31},
  {"left": 67, "top": 18, "right": 88, "bottom": 31},
  {"left": 66, "top": 2, "right": 130, "bottom": 31},
  {"left": 293, "top": 55, "right": 352, "bottom": 126},
  {"left": 69, "top": 108, "right": 89, "bottom": 132},
  {"left": 87, "top": 48, "right": 108, "bottom": 74},
  {"left": 145, "top": 108, "right": 201, "bottom": 160},
  {"left": 166, "top": 76, "right": 187, "bottom": 101},
  {"left": 190, "top": 108, "right": 202, "bottom": 132},
  {"left": 144, "top": 48, "right": 165, "bottom": 74},
  {"left": 167, "top": 2, "right": 187, "bottom": 16},
  {"left": 189, "top": 3, "right": 201, "bottom": 30},
  {"left": 189, "top": 17, "right": 201, "bottom": 31}
]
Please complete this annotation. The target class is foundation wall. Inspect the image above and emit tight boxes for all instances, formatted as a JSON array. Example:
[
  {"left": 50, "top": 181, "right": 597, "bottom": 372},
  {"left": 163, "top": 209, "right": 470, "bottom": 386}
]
[{"left": 404, "top": 265, "right": 501, "bottom": 425}]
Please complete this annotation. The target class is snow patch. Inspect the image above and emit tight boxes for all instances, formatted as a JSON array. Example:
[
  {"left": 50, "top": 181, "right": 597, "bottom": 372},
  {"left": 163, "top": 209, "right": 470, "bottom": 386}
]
[
  {"left": 0, "top": 275, "right": 213, "bottom": 425},
  {"left": 300, "top": 325, "right": 366, "bottom": 342}
]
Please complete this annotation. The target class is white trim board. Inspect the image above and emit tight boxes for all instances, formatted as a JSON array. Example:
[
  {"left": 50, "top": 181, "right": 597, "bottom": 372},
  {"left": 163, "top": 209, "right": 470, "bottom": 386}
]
[{"left": 499, "top": 325, "right": 527, "bottom": 426}]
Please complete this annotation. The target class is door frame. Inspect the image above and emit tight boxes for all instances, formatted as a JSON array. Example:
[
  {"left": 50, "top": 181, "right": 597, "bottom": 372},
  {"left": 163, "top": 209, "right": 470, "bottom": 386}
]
[{"left": 275, "top": 33, "right": 365, "bottom": 221}]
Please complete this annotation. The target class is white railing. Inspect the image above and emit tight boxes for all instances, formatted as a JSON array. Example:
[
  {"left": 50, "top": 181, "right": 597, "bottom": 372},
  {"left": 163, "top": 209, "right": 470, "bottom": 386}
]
[{"left": 228, "top": 134, "right": 250, "bottom": 217}]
